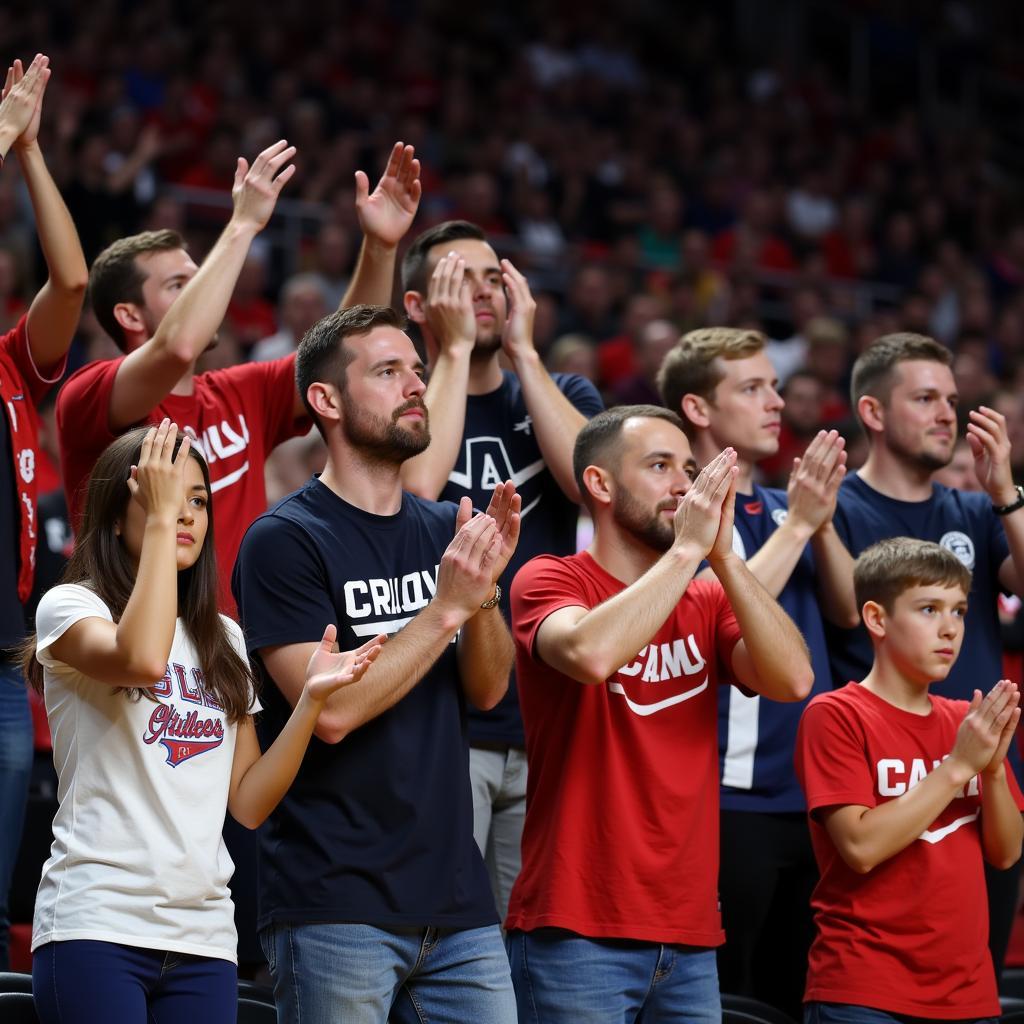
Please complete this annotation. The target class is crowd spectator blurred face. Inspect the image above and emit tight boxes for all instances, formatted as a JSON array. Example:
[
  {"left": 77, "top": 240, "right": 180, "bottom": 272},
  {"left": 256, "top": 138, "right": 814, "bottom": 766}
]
[
  {"left": 781, "top": 371, "right": 825, "bottom": 436},
  {"left": 900, "top": 292, "right": 933, "bottom": 334},
  {"left": 315, "top": 224, "right": 352, "bottom": 278},
  {"left": 638, "top": 320, "right": 679, "bottom": 382},
  {"left": 546, "top": 334, "right": 597, "bottom": 380},
  {"left": 568, "top": 265, "right": 614, "bottom": 325},
  {"left": 992, "top": 390, "right": 1024, "bottom": 475},
  {"left": 932, "top": 438, "right": 981, "bottom": 492},
  {"left": 281, "top": 276, "right": 328, "bottom": 339},
  {"left": 952, "top": 345, "right": 996, "bottom": 412},
  {"left": 851, "top": 335, "right": 957, "bottom": 472}
]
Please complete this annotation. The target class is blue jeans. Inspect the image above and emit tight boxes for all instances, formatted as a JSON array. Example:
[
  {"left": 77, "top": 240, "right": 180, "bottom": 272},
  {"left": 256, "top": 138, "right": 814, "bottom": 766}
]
[
  {"left": 805, "top": 1002, "right": 998, "bottom": 1024},
  {"left": 260, "top": 921, "right": 517, "bottom": 1024},
  {"left": 0, "top": 660, "right": 32, "bottom": 970},
  {"left": 507, "top": 928, "right": 720, "bottom": 1023},
  {"left": 32, "top": 940, "right": 238, "bottom": 1023}
]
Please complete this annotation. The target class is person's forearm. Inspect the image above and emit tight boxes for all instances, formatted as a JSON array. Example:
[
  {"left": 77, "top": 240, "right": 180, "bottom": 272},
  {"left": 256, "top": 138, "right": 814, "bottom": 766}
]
[
  {"left": 340, "top": 238, "right": 398, "bottom": 309},
  {"left": 400, "top": 344, "right": 473, "bottom": 498},
  {"left": 810, "top": 523, "right": 860, "bottom": 627},
  {"left": 153, "top": 219, "right": 258, "bottom": 365},
  {"left": 511, "top": 349, "right": 587, "bottom": 501},
  {"left": 741, "top": 518, "right": 814, "bottom": 598},
  {"left": 981, "top": 766, "right": 1024, "bottom": 869},
  {"left": 998, "top": 506, "right": 1024, "bottom": 597},
  {"left": 831, "top": 758, "right": 977, "bottom": 874},
  {"left": 115, "top": 517, "right": 179, "bottom": 681},
  {"left": 711, "top": 552, "right": 812, "bottom": 700},
  {"left": 230, "top": 695, "right": 320, "bottom": 828},
  {"left": 314, "top": 600, "right": 465, "bottom": 742},
  {"left": 457, "top": 605, "right": 513, "bottom": 710},
  {"left": 549, "top": 545, "right": 703, "bottom": 686}
]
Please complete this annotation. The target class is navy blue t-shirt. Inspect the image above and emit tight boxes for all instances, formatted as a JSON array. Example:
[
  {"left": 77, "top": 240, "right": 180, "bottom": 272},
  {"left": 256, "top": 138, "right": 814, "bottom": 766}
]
[
  {"left": 718, "top": 485, "right": 833, "bottom": 812},
  {"left": 0, "top": 407, "right": 25, "bottom": 649},
  {"left": 827, "top": 473, "right": 1018, "bottom": 775},
  {"left": 439, "top": 370, "right": 603, "bottom": 746},
  {"left": 232, "top": 479, "right": 496, "bottom": 930}
]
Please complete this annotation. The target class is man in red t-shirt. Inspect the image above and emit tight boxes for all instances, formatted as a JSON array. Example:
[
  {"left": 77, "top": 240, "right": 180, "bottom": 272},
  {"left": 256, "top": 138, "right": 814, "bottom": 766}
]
[
  {"left": 796, "top": 537, "right": 1024, "bottom": 1022},
  {"left": 56, "top": 140, "right": 308, "bottom": 616},
  {"left": 507, "top": 404, "right": 813, "bottom": 1022}
]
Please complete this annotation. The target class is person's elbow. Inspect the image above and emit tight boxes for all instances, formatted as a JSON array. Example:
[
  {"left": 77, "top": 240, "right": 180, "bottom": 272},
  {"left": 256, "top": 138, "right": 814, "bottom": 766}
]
[
  {"left": 984, "top": 836, "right": 1023, "bottom": 871},
  {"left": 312, "top": 712, "right": 350, "bottom": 745},
  {"left": 469, "top": 676, "right": 509, "bottom": 712}
]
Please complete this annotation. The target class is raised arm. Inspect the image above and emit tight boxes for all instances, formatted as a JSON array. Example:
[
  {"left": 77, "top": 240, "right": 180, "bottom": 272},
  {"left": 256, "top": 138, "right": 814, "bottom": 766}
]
[
  {"left": 501, "top": 259, "right": 589, "bottom": 501},
  {"left": 259, "top": 505, "right": 507, "bottom": 744},
  {"left": 535, "top": 450, "right": 736, "bottom": 686},
  {"left": 108, "top": 141, "right": 296, "bottom": 430},
  {"left": 822, "top": 682, "right": 1022, "bottom": 874},
  {"left": 705, "top": 474, "right": 814, "bottom": 702},
  {"left": 227, "top": 625, "right": 385, "bottom": 829},
  {"left": 47, "top": 421, "right": 188, "bottom": 686},
  {"left": 340, "top": 142, "right": 421, "bottom": 309},
  {"left": 400, "top": 251, "right": 475, "bottom": 497},
  {"left": 0, "top": 56, "right": 87, "bottom": 369}
]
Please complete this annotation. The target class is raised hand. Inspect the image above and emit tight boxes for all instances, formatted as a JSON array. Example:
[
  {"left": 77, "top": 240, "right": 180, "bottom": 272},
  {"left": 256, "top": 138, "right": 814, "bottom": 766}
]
[
  {"left": 354, "top": 141, "right": 421, "bottom": 248},
  {"left": 967, "top": 406, "right": 1016, "bottom": 505},
  {"left": 0, "top": 54, "right": 50, "bottom": 148},
  {"left": 425, "top": 251, "right": 476, "bottom": 351},
  {"left": 950, "top": 681, "right": 1021, "bottom": 780},
  {"left": 304, "top": 624, "right": 386, "bottom": 704},
  {"left": 231, "top": 140, "right": 297, "bottom": 234},
  {"left": 435, "top": 498, "right": 504, "bottom": 619},
  {"left": 500, "top": 259, "right": 537, "bottom": 361},
  {"left": 672, "top": 448, "right": 738, "bottom": 559},
  {"left": 126, "top": 419, "right": 191, "bottom": 522},
  {"left": 483, "top": 480, "right": 522, "bottom": 581},
  {"left": 787, "top": 430, "right": 848, "bottom": 535}
]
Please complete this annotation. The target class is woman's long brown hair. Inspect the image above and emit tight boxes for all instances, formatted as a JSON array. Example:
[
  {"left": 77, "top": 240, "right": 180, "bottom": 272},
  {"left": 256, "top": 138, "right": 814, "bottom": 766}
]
[{"left": 21, "top": 427, "right": 254, "bottom": 723}]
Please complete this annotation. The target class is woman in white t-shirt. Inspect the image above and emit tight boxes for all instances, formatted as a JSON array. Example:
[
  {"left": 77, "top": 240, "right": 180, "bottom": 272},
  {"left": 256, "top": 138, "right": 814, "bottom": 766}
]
[{"left": 21, "top": 420, "right": 384, "bottom": 1024}]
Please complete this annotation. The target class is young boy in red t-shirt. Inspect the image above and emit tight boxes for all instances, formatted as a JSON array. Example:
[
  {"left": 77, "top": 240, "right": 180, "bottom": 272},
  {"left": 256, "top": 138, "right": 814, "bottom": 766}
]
[{"left": 796, "top": 537, "right": 1024, "bottom": 1023}]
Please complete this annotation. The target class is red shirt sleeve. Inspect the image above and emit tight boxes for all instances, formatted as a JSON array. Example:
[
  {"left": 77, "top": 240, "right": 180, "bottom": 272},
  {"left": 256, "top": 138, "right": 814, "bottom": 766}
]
[
  {"left": 56, "top": 357, "right": 125, "bottom": 526},
  {"left": 511, "top": 555, "right": 592, "bottom": 660},
  {"left": 224, "top": 353, "right": 308, "bottom": 450},
  {"left": 2, "top": 314, "right": 68, "bottom": 403},
  {"left": 796, "top": 695, "right": 877, "bottom": 815}
]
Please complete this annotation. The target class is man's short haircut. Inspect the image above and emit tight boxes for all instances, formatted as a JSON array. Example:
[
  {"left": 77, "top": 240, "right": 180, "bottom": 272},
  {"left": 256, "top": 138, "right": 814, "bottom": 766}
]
[
  {"left": 849, "top": 332, "right": 952, "bottom": 426},
  {"left": 573, "top": 404, "right": 687, "bottom": 510},
  {"left": 657, "top": 327, "right": 766, "bottom": 439},
  {"left": 853, "top": 537, "right": 971, "bottom": 615},
  {"left": 89, "top": 230, "right": 186, "bottom": 351},
  {"left": 296, "top": 304, "right": 407, "bottom": 439},
  {"left": 401, "top": 220, "right": 486, "bottom": 295}
]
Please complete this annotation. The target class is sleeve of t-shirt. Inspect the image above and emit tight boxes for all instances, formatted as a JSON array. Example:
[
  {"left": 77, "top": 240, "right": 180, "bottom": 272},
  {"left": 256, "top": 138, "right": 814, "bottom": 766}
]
[
  {"left": 34, "top": 584, "right": 113, "bottom": 668},
  {"left": 221, "top": 614, "right": 262, "bottom": 713},
  {"left": 511, "top": 555, "right": 592, "bottom": 660},
  {"left": 232, "top": 513, "right": 336, "bottom": 654},
  {"left": 700, "top": 579, "right": 743, "bottom": 687},
  {"left": 226, "top": 353, "right": 309, "bottom": 451},
  {"left": 795, "top": 696, "right": 876, "bottom": 815},
  {"left": 1, "top": 314, "right": 69, "bottom": 403},
  {"left": 56, "top": 357, "right": 126, "bottom": 522},
  {"left": 555, "top": 373, "right": 605, "bottom": 418}
]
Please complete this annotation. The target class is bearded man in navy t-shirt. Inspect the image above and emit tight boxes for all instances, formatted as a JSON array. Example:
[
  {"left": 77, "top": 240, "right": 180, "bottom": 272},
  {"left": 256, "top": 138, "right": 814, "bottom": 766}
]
[
  {"left": 824, "top": 330, "right": 1024, "bottom": 980},
  {"left": 233, "top": 304, "right": 520, "bottom": 1023}
]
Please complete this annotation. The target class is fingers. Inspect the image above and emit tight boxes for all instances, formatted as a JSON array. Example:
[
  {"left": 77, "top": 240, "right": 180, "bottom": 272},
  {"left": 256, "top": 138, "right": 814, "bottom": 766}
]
[
  {"left": 126, "top": 466, "right": 139, "bottom": 497},
  {"left": 354, "top": 632, "right": 387, "bottom": 658},
  {"left": 171, "top": 431, "right": 191, "bottom": 469},
  {"left": 354, "top": 169, "right": 370, "bottom": 203},
  {"left": 233, "top": 157, "right": 248, "bottom": 191},
  {"left": 456, "top": 495, "right": 473, "bottom": 531},
  {"left": 318, "top": 623, "right": 338, "bottom": 652},
  {"left": 138, "top": 423, "right": 159, "bottom": 468},
  {"left": 382, "top": 141, "right": 404, "bottom": 180}
]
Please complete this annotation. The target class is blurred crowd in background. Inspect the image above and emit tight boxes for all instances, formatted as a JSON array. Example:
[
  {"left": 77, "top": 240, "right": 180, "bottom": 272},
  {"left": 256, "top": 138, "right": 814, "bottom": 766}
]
[{"left": 3, "top": 0, "right": 1024, "bottom": 498}]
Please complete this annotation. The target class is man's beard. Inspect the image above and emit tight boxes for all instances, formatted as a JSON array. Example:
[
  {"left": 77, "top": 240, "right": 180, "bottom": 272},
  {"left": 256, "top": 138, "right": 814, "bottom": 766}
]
[
  {"left": 886, "top": 431, "right": 953, "bottom": 473},
  {"left": 612, "top": 486, "right": 676, "bottom": 552},
  {"left": 342, "top": 397, "right": 431, "bottom": 464}
]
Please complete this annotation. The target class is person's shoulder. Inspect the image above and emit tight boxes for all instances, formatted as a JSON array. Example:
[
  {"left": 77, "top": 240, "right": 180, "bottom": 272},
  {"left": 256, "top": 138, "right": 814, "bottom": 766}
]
[
  {"left": 513, "top": 550, "right": 584, "bottom": 589},
  {"left": 550, "top": 371, "right": 604, "bottom": 406},
  {"left": 37, "top": 582, "right": 112, "bottom": 620},
  {"left": 59, "top": 356, "right": 122, "bottom": 396},
  {"left": 240, "top": 483, "right": 319, "bottom": 545},
  {"left": 403, "top": 491, "right": 460, "bottom": 526}
]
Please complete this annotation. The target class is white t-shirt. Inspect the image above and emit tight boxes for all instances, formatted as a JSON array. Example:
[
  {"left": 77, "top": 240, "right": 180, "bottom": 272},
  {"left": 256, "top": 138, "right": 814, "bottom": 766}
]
[{"left": 32, "top": 584, "right": 261, "bottom": 962}]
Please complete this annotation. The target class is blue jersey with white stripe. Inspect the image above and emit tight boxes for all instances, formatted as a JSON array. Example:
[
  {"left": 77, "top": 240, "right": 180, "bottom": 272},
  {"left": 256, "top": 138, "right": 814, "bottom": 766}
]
[{"left": 718, "top": 485, "right": 833, "bottom": 812}]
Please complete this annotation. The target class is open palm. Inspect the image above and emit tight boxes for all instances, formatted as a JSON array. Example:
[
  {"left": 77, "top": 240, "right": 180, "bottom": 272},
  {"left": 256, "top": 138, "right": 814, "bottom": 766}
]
[
  {"left": 305, "top": 624, "right": 386, "bottom": 702},
  {"left": 354, "top": 142, "right": 422, "bottom": 246}
]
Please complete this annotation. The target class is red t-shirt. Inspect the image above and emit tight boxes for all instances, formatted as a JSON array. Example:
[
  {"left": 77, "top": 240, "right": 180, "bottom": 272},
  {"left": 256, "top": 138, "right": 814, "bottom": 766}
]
[
  {"left": 796, "top": 683, "right": 1024, "bottom": 1019},
  {"left": 56, "top": 355, "right": 308, "bottom": 617},
  {"left": 507, "top": 551, "right": 743, "bottom": 945}
]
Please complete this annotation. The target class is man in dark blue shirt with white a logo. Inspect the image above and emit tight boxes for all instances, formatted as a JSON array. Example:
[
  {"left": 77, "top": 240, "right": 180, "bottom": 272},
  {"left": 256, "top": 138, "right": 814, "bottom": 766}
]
[
  {"left": 233, "top": 305, "right": 520, "bottom": 1023},
  {"left": 824, "top": 330, "right": 1024, "bottom": 981},
  {"left": 658, "top": 327, "right": 855, "bottom": 1019}
]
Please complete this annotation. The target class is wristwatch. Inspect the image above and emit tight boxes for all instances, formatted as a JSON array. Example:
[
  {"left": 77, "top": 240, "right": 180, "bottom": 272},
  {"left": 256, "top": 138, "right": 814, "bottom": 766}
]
[
  {"left": 993, "top": 484, "right": 1024, "bottom": 517},
  {"left": 480, "top": 584, "right": 502, "bottom": 609}
]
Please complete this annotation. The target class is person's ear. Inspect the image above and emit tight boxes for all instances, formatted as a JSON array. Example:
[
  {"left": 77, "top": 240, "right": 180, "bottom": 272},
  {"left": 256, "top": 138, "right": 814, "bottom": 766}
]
[
  {"left": 307, "top": 382, "right": 341, "bottom": 426},
  {"left": 404, "top": 290, "right": 426, "bottom": 325},
  {"left": 858, "top": 395, "right": 884, "bottom": 435},
  {"left": 582, "top": 465, "right": 613, "bottom": 509},
  {"left": 112, "top": 302, "right": 146, "bottom": 338},
  {"left": 681, "top": 393, "right": 711, "bottom": 431},
  {"left": 861, "top": 599, "right": 886, "bottom": 640}
]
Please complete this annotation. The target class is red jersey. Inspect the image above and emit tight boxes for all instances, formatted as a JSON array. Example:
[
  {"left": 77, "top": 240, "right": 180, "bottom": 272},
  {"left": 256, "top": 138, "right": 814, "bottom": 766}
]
[
  {"left": 57, "top": 355, "right": 308, "bottom": 617},
  {"left": 0, "top": 315, "right": 67, "bottom": 602},
  {"left": 507, "top": 551, "right": 742, "bottom": 945},
  {"left": 795, "top": 683, "right": 1024, "bottom": 1019}
]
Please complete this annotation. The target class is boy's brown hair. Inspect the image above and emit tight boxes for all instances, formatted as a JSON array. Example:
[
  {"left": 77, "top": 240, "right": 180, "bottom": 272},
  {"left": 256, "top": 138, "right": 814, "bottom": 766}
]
[
  {"left": 656, "top": 327, "right": 766, "bottom": 439},
  {"left": 853, "top": 537, "right": 971, "bottom": 614}
]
